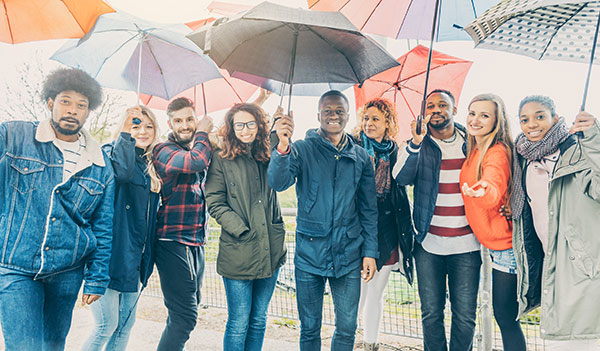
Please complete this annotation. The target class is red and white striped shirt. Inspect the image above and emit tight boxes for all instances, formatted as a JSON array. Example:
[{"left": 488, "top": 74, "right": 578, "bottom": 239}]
[{"left": 421, "top": 133, "right": 480, "bottom": 255}]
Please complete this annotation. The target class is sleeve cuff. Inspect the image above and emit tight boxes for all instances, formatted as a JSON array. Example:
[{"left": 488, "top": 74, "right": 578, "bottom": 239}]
[
  {"left": 276, "top": 144, "right": 291, "bottom": 155},
  {"left": 407, "top": 140, "right": 421, "bottom": 153},
  {"left": 361, "top": 249, "right": 379, "bottom": 259},
  {"left": 83, "top": 283, "right": 106, "bottom": 296}
]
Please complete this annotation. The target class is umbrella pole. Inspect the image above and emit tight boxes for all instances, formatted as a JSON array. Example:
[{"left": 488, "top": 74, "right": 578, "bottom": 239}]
[
  {"left": 287, "top": 30, "right": 299, "bottom": 115},
  {"left": 416, "top": 0, "right": 441, "bottom": 135},
  {"left": 136, "top": 34, "right": 144, "bottom": 106},
  {"left": 581, "top": 10, "right": 600, "bottom": 111},
  {"left": 201, "top": 83, "right": 208, "bottom": 117}
]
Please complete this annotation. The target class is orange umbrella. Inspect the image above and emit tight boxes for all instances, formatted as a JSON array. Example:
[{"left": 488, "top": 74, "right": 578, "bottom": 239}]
[
  {"left": 0, "top": 0, "right": 114, "bottom": 44},
  {"left": 354, "top": 45, "right": 472, "bottom": 141},
  {"left": 139, "top": 69, "right": 258, "bottom": 116}
]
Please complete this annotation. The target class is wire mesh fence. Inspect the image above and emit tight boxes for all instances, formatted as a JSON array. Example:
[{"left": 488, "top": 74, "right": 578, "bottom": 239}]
[{"left": 144, "top": 214, "right": 546, "bottom": 350}]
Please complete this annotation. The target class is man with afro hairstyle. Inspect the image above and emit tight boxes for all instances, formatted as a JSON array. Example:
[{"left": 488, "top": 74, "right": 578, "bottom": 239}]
[{"left": 0, "top": 68, "right": 115, "bottom": 350}]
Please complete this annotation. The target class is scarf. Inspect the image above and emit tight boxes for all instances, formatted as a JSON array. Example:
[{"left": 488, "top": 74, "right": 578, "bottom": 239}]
[
  {"left": 511, "top": 117, "right": 571, "bottom": 219},
  {"left": 361, "top": 131, "right": 395, "bottom": 199}
]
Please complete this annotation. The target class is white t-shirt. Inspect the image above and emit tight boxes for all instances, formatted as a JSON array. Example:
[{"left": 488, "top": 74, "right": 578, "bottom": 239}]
[
  {"left": 421, "top": 133, "right": 481, "bottom": 255},
  {"left": 54, "top": 135, "right": 86, "bottom": 181}
]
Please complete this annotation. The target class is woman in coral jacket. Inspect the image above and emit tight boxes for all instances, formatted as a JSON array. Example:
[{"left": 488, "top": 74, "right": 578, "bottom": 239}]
[{"left": 459, "top": 94, "right": 526, "bottom": 351}]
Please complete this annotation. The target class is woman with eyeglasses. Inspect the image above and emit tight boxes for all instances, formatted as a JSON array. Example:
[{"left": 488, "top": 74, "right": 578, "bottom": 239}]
[{"left": 205, "top": 103, "right": 287, "bottom": 351}]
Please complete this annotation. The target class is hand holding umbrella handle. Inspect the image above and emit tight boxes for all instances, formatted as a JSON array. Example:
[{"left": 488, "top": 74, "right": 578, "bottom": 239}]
[
  {"left": 123, "top": 106, "right": 143, "bottom": 132},
  {"left": 570, "top": 111, "right": 596, "bottom": 136},
  {"left": 411, "top": 114, "right": 429, "bottom": 145},
  {"left": 197, "top": 115, "right": 214, "bottom": 134},
  {"left": 274, "top": 110, "right": 294, "bottom": 152}
]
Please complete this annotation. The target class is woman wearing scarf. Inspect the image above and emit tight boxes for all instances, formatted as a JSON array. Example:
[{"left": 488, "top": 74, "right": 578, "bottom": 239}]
[
  {"left": 459, "top": 94, "right": 526, "bottom": 350},
  {"left": 511, "top": 95, "right": 600, "bottom": 350},
  {"left": 352, "top": 98, "right": 414, "bottom": 351}
]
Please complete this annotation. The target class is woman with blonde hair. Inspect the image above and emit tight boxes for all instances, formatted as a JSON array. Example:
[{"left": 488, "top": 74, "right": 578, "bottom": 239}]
[
  {"left": 459, "top": 94, "right": 526, "bottom": 350},
  {"left": 205, "top": 103, "right": 286, "bottom": 351},
  {"left": 82, "top": 105, "right": 161, "bottom": 351},
  {"left": 353, "top": 98, "right": 414, "bottom": 351}
]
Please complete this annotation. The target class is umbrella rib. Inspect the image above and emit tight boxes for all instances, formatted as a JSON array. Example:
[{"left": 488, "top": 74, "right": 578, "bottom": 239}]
[
  {"left": 145, "top": 39, "right": 171, "bottom": 99},
  {"left": 62, "top": 1, "right": 87, "bottom": 35},
  {"left": 92, "top": 34, "right": 142, "bottom": 78},
  {"left": 361, "top": 0, "right": 386, "bottom": 31},
  {"left": 223, "top": 76, "right": 244, "bottom": 103},
  {"left": 2, "top": 1, "right": 14, "bottom": 43},
  {"left": 538, "top": 3, "right": 588, "bottom": 60},
  {"left": 305, "top": 26, "right": 361, "bottom": 83}
]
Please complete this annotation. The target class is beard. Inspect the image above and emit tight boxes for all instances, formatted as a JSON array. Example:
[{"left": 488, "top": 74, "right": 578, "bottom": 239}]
[
  {"left": 172, "top": 129, "right": 195, "bottom": 145},
  {"left": 428, "top": 115, "right": 451, "bottom": 130},
  {"left": 50, "top": 117, "right": 83, "bottom": 136}
]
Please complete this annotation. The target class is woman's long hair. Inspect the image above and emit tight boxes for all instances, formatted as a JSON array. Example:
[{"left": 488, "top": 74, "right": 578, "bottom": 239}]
[
  {"left": 465, "top": 94, "right": 513, "bottom": 201},
  {"left": 352, "top": 98, "right": 399, "bottom": 142},
  {"left": 219, "top": 103, "right": 270, "bottom": 162},
  {"left": 113, "top": 105, "right": 161, "bottom": 193}
]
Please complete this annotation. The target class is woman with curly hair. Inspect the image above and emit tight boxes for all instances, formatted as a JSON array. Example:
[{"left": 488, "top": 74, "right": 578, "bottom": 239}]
[
  {"left": 205, "top": 103, "right": 287, "bottom": 351},
  {"left": 353, "top": 98, "right": 415, "bottom": 351}
]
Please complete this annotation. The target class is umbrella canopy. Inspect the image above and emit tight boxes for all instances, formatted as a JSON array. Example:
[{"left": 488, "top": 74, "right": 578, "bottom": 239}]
[
  {"left": 186, "top": 1, "right": 399, "bottom": 92},
  {"left": 233, "top": 71, "right": 353, "bottom": 96},
  {"left": 140, "top": 69, "right": 259, "bottom": 115},
  {"left": 51, "top": 12, "right": 222, "bottom": 100},
  {"left": 307, "top": 0, "right": 498, "bottom": 41},
  {"left": 354, "top": 45, "right": 473, "bottom": 141},
  {"left": 465, "top": 0, "right": 600, "bottom": 108},
  {"left": 0, "top": 0, "right": 114, "bottom": 44}
]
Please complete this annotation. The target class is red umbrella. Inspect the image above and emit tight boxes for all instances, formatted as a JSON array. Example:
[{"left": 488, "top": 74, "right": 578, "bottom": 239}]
[
  {"left": 140, "top": 68, "right": 258, "bottom": 116},
  {"left": 354, "top": 45, "right": 472, "bottom": 141}
]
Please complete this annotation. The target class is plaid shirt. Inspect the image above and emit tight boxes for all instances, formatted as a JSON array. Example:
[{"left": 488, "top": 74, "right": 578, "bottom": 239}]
[{"left": 152, "top": 132, "right": 212, "bottom": 245}]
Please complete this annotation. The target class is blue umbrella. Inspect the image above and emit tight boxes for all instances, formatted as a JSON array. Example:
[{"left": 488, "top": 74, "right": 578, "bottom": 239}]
[{"left": 51, "top": 12, "right": 222, "bottom": 100}]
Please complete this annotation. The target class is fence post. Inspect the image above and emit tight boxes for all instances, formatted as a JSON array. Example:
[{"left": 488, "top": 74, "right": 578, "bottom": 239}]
[{"left": 478, "top": 248, "right": 493, "bottom": 351}]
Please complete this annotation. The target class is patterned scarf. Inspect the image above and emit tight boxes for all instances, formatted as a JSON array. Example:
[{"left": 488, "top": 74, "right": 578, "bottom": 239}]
[
  {"left": 511, "top": 117, "right": 571, "bottom": 219},
  {"left": 361, "top": 131, "right": 394, "bottom": 199}
]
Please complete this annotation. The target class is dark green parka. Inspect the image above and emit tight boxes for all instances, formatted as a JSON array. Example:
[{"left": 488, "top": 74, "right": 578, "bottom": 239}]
[{"left": 205, "top": 149, "right": 287, "bottom": 280}]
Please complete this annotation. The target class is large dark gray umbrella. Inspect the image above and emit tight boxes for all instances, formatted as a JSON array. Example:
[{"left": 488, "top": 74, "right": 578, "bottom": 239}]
[
  {"left": 186, "top": 1, "right": 399, "bottom": 111},
  {"left": 465, "top": 0, "right": 600, "bottom": 110}
]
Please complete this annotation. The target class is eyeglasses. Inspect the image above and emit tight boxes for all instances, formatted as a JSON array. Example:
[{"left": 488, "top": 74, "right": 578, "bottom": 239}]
[{"left": 233, "top": 121, "right": 258, "bottom": 131}]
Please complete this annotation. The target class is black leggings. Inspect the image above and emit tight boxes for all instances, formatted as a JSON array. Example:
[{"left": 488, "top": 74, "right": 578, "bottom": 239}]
[{"left": 492, "top": 269, "right": 527, "bottom": 351}]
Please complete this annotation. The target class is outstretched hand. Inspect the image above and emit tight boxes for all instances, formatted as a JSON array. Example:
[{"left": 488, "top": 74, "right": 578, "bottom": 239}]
[{"left": 462, "top": 180, "right": 488, "bottom": 198}]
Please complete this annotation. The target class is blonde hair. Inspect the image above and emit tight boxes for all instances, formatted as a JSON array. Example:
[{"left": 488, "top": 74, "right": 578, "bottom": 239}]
[
  {"left": 466, "top": 94, "right": 513, "bottom": 201},
  {"left": 352, "top": 98, "right": 399, "bottom": 142},
  {"left": 114, "top": 105, "right": 161, "bottom": 193}
]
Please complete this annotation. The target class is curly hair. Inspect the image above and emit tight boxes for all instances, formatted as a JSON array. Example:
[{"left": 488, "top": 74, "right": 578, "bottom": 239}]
[
  {"left": 353, "top": 98, "right": 400, "bottom": 141},
  {"left": 219, "top": 103, "right": 270, "bottom": 162},
  {"left": 41, "top": 68, "right": 102, "bottom": 110}
]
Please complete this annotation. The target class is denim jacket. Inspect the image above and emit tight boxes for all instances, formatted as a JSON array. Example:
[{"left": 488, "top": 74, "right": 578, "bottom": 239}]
[{"left": 0, "top": 120, "right": 115, "bottom": 295}]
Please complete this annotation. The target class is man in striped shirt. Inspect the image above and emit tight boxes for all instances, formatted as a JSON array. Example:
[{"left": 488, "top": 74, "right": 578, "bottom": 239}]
[
  {"left": 393, "top": 89, "right": 481, "bottom": 351},
  {"left": 152, "top": 97, "right": 213, "bottom": 351}
]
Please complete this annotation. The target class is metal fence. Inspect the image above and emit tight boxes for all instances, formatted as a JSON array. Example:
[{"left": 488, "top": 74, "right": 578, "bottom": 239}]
[{"left": 144, "top": 214, "right": 546, "bottom": 350}]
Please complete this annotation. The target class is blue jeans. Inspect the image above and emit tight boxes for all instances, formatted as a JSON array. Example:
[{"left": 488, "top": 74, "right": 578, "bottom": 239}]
[
  {"left": 81, "top": 288, "right": 140, "bottom": 351},
  {"left": 222, "top": 269, "right": 280, "bottom": 351},
  {"left": 0, "top": 266, "right": 84, "bottom": 351},
  {"left": 413, "top": 243, "right": 481, "bottom": 351},
  {"left": 295, "top": 267, "right": 361, "bottom": 351}
]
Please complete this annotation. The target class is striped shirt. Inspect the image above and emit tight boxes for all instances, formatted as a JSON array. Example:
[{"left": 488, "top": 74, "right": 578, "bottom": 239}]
[
  {"left": 54, "top": 135, "right": 86, "bottom": 181},
  {"left": 421, "top": 133, "right": 480, "bottom": 255}
]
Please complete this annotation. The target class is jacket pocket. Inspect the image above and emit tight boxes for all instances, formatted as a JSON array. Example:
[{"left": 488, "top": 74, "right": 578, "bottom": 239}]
[
  {"left": 302, "top": 181, "right": 319, "bottom": 213},
  {"left": 346, "top": 224, "right": 361, "bottom": 238},
  {"left": 563, "top": 228, "right": 597, "bottom": 280},
  {"left": 296, "top": 218, "right": 327, "bottom": 237},
  {"left": 10, "top": 158, "right": 45, "bottom": 194},
  {"left": 74, "top": 178, "right": 105, "bottom": 215}
]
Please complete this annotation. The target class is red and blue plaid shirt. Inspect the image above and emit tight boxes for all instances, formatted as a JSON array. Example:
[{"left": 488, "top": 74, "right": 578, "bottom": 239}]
[{"left": 152, "top": 132, "right": 212, "bottom": 246}]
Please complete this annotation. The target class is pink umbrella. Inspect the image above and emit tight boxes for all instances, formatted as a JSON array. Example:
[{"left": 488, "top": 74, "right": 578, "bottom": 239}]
[
  {"left": 140, "top": 68, "right": 258, "bottom": 116},
  {"left": 354, "top": 45, "right": 472, "bottom": 141}
]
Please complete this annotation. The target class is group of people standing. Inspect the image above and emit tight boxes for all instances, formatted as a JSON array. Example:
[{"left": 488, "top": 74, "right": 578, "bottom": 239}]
[{"left": 0, "top": 67, "right": 598, "bottom": 351}]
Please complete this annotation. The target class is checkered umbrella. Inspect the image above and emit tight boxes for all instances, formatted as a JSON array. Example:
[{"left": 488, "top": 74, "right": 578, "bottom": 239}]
[{"left": 465, "top": 0, "right": 600, "bottom": 108}]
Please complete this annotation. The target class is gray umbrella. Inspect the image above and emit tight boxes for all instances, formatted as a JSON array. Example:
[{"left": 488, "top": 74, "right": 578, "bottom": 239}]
[
  {"left": 186, "top": 1, "right": 399, "bottom": 111},
  {"left": 465, "top": 0, "right": 600, "bottom": 109}
]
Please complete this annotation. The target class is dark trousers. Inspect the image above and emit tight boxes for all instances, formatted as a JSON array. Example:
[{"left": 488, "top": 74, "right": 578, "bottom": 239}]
[
  {"left": 413, "top": 243, "right": 481, "bottom": 351},
  {"left": 155, "top": 240, "right": 205, "bottom": 351}
]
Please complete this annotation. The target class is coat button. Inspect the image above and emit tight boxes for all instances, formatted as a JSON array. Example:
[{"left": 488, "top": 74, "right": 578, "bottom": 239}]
[
  {"left": 264, "top": 247, "right": 268, "bottom": 251},
  {"left": 45, "top": 246, "right": 50, "bottom": 251},
  {"left": 58, "top": 160, "right": 62, "bottom": 164},
  {"left": 51, "top": 217, "right": 56, "bottom": 222},
  {"left": 258, "top": 200, "right": 262, "bottom": 204},
  {"left": 55, "top": 190, "right": 60, "bottom": 194},
  {"left": 569, "top": 255, "right": 575, "bottom": 260},
  {"left": 549, "top": 211, "right": 554, "bottom": 216},
  {"left": 126, "top": 205, "right": 130, "bottom": 210},
  {"left": 24, "top": 167, "right": 28, "bottom": 171}
]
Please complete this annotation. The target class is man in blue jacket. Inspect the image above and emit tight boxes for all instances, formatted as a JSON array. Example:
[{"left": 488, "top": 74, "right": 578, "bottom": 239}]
[
  {"left": 0, "top": 68, "right": 115, "bottom": 350},
  {"left": 268, "top": 90, "right": 378, "bottom": 351},
  {"left": 392, "top": 89, "right": 481, "bottom": 351}
]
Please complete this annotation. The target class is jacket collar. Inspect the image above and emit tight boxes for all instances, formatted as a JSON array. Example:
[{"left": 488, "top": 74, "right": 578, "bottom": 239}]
[
  {"left": 35, "top": 119, "right": 105, "bottom": 167},
  {"left": 306, "top": 128, "right": 357, "bottom": 161}
]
